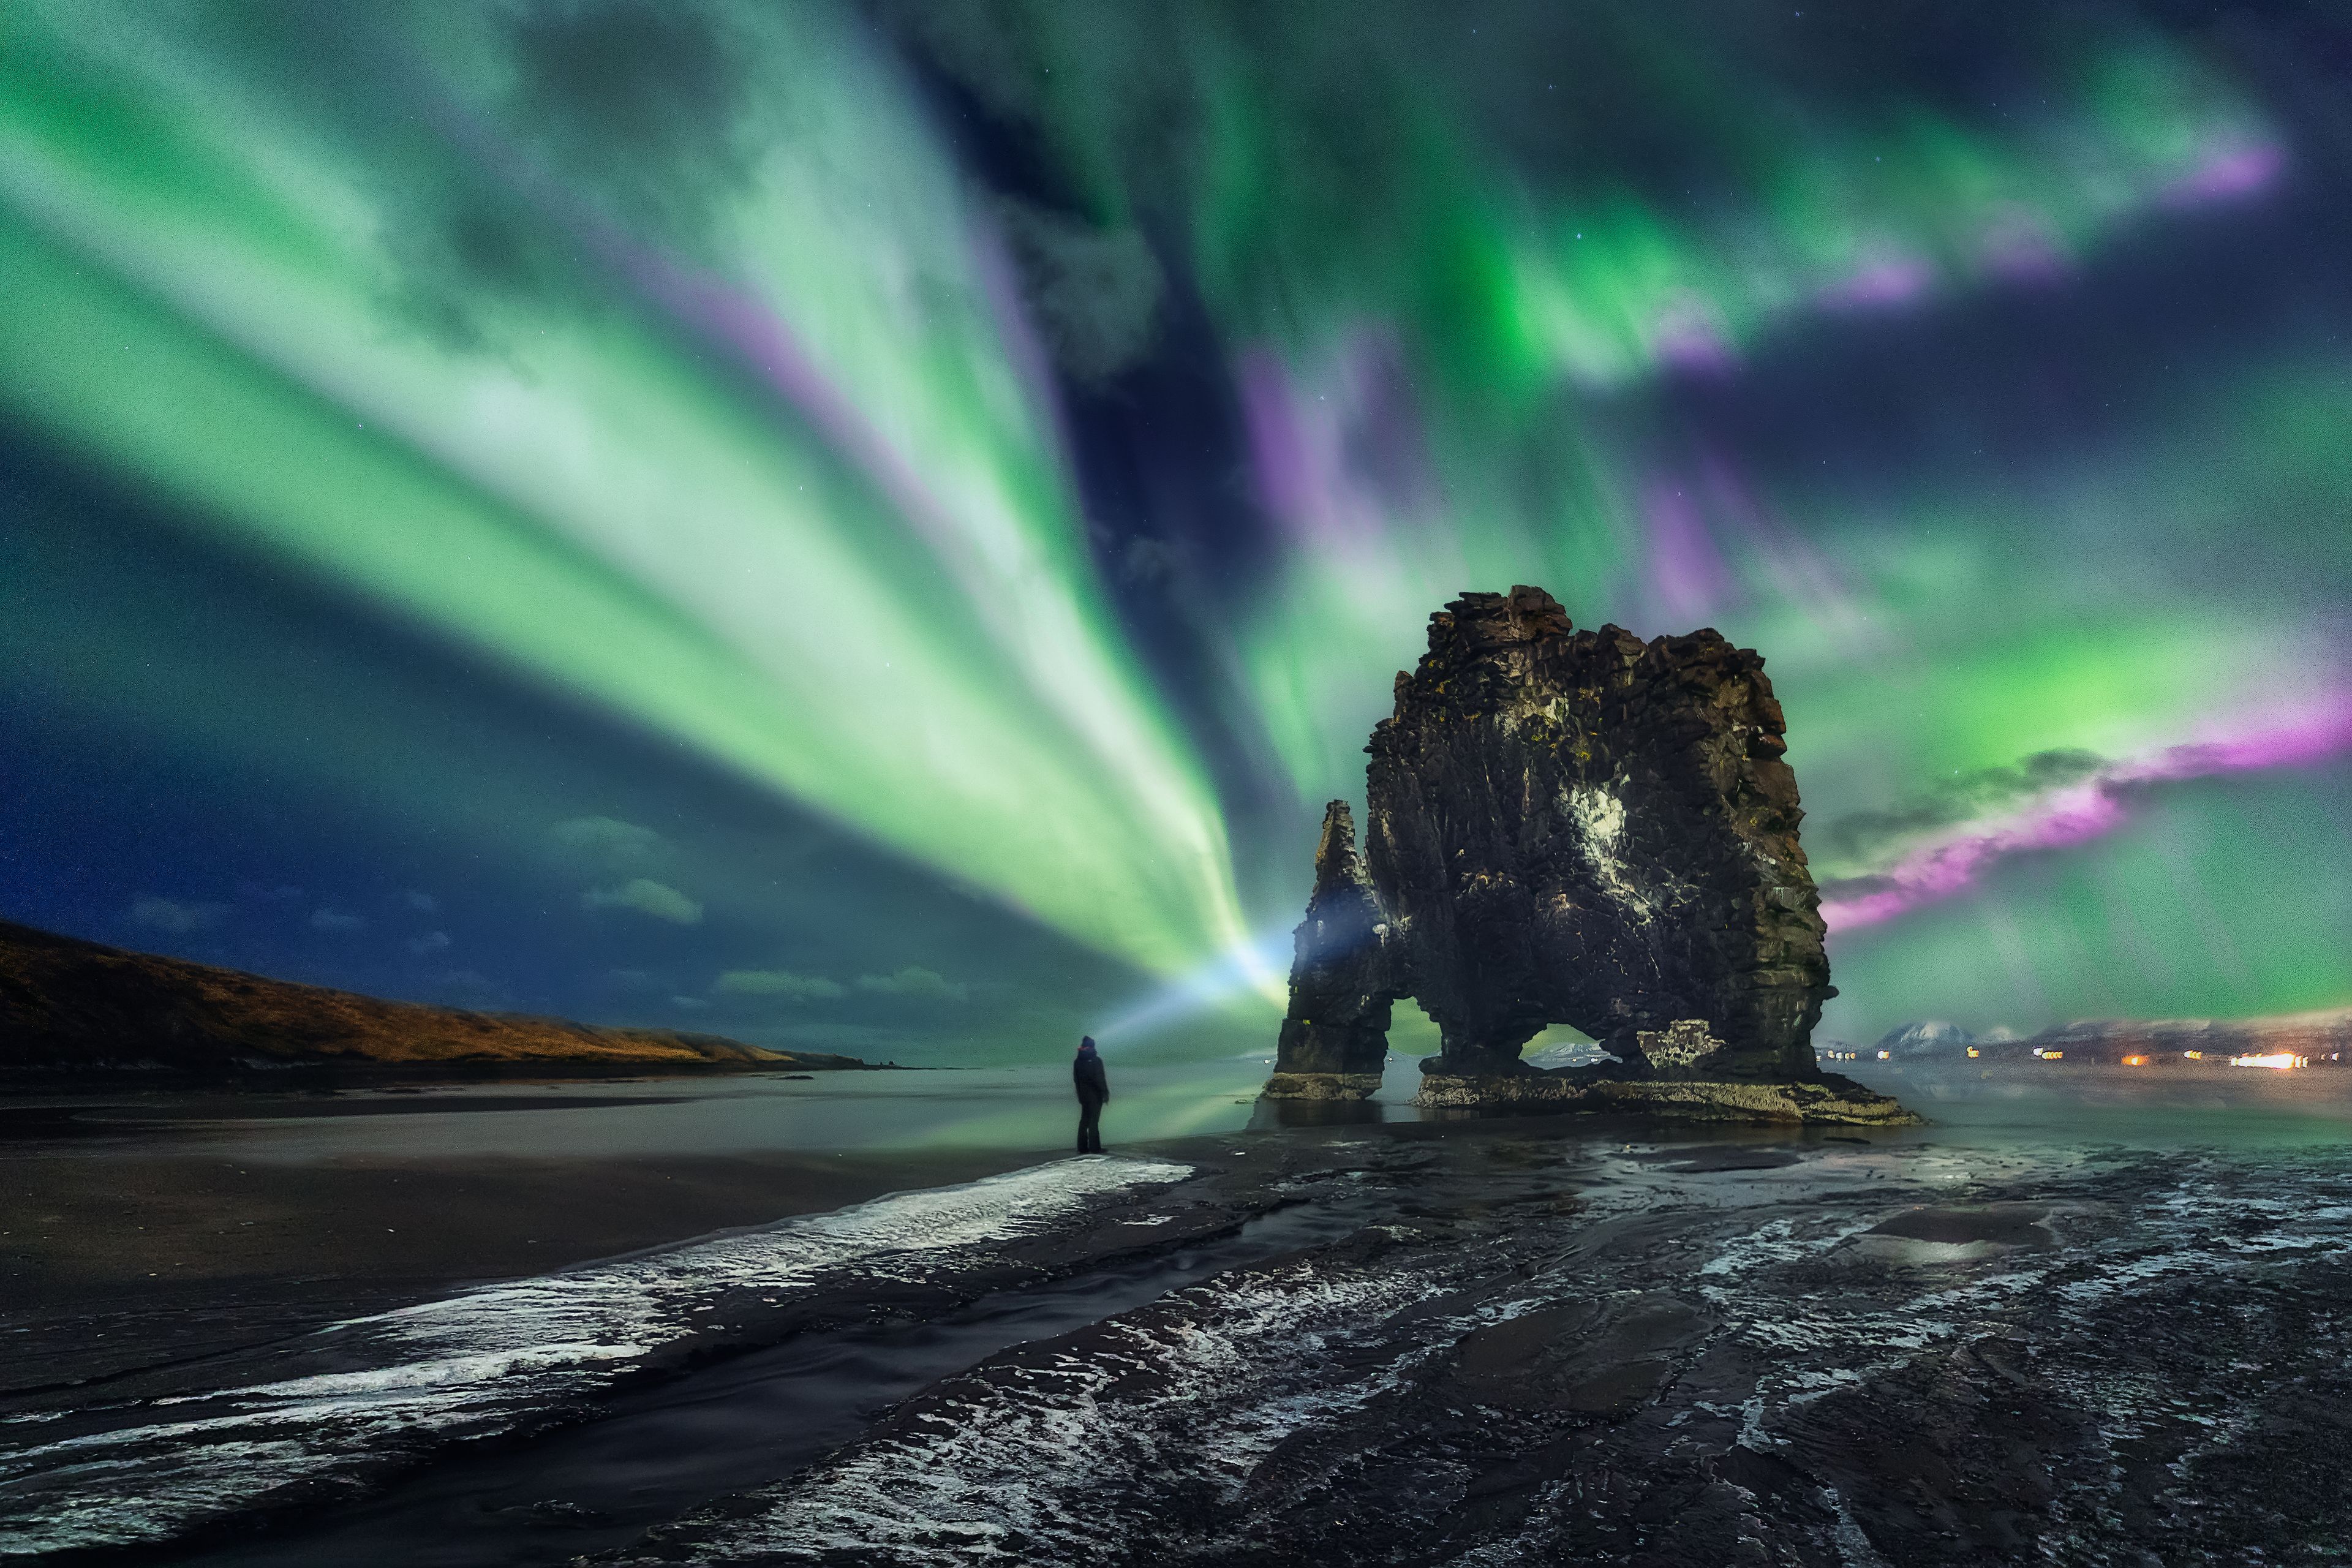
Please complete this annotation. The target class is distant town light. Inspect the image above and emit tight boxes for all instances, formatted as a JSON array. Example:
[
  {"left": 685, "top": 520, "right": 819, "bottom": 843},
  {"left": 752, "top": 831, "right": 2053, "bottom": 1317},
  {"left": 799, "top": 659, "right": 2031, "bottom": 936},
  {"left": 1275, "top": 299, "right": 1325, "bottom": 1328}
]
[
  {"left": 2121, "top": 1055, "right": 2149, "bottom": 1066},
  {"left": 2231, "top": 1052, "right": 2304, "bottom": 1071},
  {"left": 1966, "top": 1046, "right": 1980, "bottom": 1058},
  {"left": 1877, "top": 1049, "right": 1891, "bottom": 1060}
]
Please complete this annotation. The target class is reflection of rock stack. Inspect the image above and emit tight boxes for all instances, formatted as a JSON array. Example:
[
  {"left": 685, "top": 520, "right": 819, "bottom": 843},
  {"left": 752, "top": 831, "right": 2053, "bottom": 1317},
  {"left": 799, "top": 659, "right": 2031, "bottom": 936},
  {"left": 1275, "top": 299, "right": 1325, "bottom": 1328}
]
[{"left": 1264, "top": 586, "right": 1909, "bottom": 1124}]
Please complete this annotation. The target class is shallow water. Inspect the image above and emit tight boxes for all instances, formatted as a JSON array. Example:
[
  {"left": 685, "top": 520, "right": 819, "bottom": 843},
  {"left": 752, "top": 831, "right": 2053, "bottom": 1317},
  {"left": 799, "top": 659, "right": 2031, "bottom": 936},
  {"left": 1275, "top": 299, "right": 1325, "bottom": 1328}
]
[
  {"left": 1849, "top": 1058, "right": 2352, "bottom": 1150},
  {"left": 21, "top": 1056, "right": 1290, "bottom": 1163},
  {"left": 29, "top": 1054, "right": 2352, "bottom": 1166}
]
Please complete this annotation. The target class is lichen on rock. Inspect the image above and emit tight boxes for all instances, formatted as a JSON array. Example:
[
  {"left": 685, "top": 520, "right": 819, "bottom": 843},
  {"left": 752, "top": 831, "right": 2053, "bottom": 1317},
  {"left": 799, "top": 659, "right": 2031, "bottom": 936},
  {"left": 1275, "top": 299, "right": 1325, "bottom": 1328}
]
[{"left": 1264, "top": 586, "right": 1904, "bottom": 1124}]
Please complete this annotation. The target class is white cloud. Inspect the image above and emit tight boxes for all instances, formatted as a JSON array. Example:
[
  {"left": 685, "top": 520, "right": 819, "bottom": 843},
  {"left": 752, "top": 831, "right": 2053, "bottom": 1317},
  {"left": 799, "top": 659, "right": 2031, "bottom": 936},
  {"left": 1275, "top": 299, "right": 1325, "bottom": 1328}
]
[
  {"left": 311, "top": 908, "right": 368, "bottom": 932},
  {"left": 405, "top": 930, "right": 451, "bottom": 956},
  {"left": 129, "top": 897, "right": 227, "bottom": 934},
  {"left": 856, "top": 965, "right": 968, "bottom": 1002},
  {"left": 583, "top": 878, "right": 703, "bottom": 925},
  {"left": 714, "top": 968, "right": 845, "bottom": 1001},
  {"left": 671, "top": 995, "right": 710, "bottom": 1010},
  {"left": 401, "top": 889, "right": 438, "bottom": 914}
]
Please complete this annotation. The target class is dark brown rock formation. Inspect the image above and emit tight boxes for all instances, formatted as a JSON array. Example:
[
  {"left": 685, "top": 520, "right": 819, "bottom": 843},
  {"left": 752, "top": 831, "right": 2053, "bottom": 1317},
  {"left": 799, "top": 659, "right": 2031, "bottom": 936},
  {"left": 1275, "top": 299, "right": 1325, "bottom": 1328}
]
[
  {"left": 1266, "top": 802, "right": 1400, "bottom": 1099},
  {"left": 1272, "top": 585, "right": 1838, "bottom": 1095}
]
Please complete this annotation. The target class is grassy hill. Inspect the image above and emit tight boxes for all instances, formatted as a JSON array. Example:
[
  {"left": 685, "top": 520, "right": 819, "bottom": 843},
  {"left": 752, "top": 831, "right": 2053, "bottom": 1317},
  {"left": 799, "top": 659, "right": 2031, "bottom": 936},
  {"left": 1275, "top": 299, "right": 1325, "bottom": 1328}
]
[{"left": 0, "top": 918, "right": 867, "bottom": 1077}]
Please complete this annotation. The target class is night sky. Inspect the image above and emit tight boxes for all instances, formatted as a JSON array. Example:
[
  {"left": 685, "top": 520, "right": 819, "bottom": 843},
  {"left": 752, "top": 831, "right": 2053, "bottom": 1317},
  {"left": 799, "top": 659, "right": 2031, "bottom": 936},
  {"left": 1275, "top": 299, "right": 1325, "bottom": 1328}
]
[{"left": 4, "top": 0, "right": 2349, "bottom": 1065}]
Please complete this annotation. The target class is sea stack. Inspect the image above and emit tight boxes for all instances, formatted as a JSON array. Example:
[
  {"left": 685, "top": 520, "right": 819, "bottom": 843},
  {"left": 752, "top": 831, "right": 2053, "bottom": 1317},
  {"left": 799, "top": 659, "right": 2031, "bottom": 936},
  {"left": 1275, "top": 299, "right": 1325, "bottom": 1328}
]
[{"left": 1264, "top": 586, "right": 1911, "bottom": 1125}]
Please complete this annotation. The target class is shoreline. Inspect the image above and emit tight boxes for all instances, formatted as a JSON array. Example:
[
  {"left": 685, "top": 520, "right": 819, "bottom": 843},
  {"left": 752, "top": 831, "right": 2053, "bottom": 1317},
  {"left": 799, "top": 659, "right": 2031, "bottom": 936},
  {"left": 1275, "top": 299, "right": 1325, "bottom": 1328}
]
[{"left": 0, "top": 1059, "right": 910, "bottom": 1095}]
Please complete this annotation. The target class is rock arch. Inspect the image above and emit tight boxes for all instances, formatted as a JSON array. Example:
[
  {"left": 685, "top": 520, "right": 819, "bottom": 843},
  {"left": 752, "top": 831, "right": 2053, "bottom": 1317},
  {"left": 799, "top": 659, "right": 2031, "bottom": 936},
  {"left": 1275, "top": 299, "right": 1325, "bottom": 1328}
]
[{"left": 1268, "top": 586, "right": 1834, "bottom": 1098}]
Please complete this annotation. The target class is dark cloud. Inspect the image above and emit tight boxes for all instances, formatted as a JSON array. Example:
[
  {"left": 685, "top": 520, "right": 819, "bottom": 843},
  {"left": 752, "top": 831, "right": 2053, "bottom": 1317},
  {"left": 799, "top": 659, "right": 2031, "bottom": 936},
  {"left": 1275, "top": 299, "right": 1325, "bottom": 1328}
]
[
  {"left": 996, "top": 201, "right": 1165, "bottom": 382},
  {"left": 1815, "top": 873, "right": 1899, "bottom": 905},
  {"left": 1816, "top": 749, "right": 2105, "bottom": 867},
  {"left": 1115, "top": 535, "right": 1183, "bottom": 587},
  {"left": 505, "top": 0, "right": 756, "bottom": 239},
  {"left": 234, "top": 1, "right": 766, "bottom": 352}
]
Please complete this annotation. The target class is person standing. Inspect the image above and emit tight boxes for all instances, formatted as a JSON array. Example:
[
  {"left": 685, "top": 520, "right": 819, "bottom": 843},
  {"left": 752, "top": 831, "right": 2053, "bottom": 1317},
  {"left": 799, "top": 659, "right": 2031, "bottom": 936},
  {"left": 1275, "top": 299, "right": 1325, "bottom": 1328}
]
[{"left": 1073, "top": 1035, "right": 1110, "bottom": 1153}]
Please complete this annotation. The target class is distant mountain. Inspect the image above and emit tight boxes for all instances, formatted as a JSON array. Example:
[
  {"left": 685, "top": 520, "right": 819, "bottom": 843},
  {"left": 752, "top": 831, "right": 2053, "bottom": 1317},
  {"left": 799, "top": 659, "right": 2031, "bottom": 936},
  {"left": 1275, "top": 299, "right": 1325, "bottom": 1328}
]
[{"left": 0, "top": 918, "right": 869, "bottom": 1078}]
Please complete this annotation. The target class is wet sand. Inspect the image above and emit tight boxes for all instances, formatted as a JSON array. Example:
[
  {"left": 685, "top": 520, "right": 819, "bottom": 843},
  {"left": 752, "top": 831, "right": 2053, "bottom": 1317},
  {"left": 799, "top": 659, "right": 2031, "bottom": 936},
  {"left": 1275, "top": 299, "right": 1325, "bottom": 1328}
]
[
  {"left": 7, "top": 1068, "right": 2352, "bottom": 1564},
  {"left": 1, "top": 1088, "right": 1062, "bottom": 1395},
  {"left": 4, "top": 1144, "right": 1052, "bottom": 1306}
]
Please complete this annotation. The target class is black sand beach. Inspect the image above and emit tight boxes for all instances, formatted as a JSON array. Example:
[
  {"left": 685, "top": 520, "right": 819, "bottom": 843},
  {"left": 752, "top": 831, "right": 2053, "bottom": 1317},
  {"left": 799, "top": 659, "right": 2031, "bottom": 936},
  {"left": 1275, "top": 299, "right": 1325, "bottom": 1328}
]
[
  {"left": 1, "top": 1090, "right": 1055, "bottom": 1398},
  {"left": 6, "top": 1065, "right": 2352, "bottom": 1564}
]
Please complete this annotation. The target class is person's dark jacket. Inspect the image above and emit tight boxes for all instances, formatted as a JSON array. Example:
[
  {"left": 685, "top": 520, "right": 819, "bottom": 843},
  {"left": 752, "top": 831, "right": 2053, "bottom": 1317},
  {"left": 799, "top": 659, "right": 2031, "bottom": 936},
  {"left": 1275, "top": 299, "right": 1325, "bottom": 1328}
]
[{"left": 1074, "top": 1051, "right": 1110, "bottom": 1103}]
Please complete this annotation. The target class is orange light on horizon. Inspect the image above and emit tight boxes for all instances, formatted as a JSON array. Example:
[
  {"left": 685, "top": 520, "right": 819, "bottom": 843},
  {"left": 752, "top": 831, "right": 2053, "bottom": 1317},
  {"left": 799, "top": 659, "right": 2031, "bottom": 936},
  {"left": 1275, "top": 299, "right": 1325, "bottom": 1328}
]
[
  {"left": 2121, "top": 1055, "right": 2149, "bottom": 1066},
  {"left": 2231, "top": 1052, "right": 2305, "bottom": 1070}
]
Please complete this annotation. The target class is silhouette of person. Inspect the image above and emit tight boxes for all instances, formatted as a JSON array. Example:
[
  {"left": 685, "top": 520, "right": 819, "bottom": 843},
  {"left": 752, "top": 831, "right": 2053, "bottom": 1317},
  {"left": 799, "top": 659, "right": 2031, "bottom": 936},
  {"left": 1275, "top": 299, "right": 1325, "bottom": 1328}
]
[{"left": 1073, "top": 1035, "right": 1109, "bottom": 1153}]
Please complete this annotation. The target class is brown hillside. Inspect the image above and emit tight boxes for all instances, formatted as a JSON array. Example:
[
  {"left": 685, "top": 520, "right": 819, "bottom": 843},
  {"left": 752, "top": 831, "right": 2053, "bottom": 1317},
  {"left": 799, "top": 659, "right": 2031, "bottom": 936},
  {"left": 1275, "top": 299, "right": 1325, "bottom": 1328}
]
[{"left": 0, "top": 918, "right": 865, "bottom": 1074}]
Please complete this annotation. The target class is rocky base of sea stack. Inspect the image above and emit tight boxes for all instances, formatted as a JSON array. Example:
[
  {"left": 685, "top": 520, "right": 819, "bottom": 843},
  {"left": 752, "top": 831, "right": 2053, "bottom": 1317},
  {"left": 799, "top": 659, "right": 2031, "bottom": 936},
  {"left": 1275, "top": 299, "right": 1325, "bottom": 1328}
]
[
  {"left": 1261, "top": 1071, "right": 1388, "bottom": 1102},
  {"left": 1414, "top": 1071, "right": 1919, "bottom": 1126}
]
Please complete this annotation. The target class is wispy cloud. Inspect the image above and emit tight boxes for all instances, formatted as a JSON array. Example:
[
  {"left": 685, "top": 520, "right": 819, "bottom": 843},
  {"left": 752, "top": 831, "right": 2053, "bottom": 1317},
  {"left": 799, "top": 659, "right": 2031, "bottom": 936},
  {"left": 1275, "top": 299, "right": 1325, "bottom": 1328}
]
[
  {"left": 584, "top": 878, "right": 703, "bottom": 925},
  {"left": 405, "top": 929, "right": 451, "bottom": 956},
  {"left": 399, "top": 889, "right": 439, "bottom": 914},
  {"left": 714, "top": 968, "right": 844, "bottom": 1000},
  {"left": 311, "top": 907, "right": 368, "bottom": 932},
  {"left": 552, "top": 815, "right": 666, "bottom": 869},
  {"left": 856, "top": 965, "right": 968, "bottom": 1002},
  {"left": 129, "top": 896, "right": 228, "bottom": 935}
]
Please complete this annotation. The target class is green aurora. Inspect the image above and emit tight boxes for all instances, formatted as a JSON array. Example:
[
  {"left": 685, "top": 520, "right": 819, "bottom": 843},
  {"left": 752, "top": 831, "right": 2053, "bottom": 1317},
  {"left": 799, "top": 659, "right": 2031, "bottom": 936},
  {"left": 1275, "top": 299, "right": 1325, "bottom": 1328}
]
[{"left": 2, "top": 0, "right": 2348, "bottom": 1059}]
